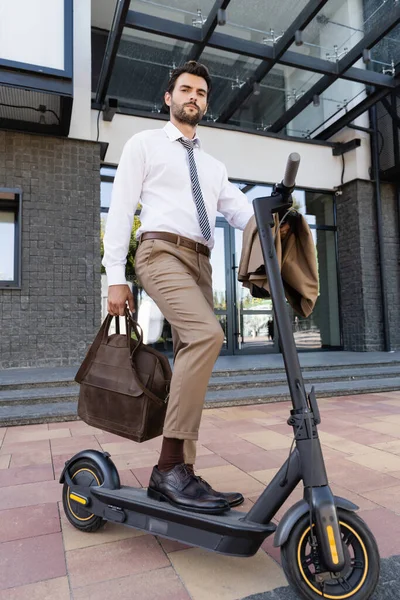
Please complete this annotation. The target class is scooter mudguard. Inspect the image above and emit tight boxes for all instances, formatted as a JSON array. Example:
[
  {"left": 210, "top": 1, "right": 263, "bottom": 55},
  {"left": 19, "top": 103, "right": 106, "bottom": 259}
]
[
  {"left": 59, "top": 449, "right": 121, "bottom": 490},
  {"left": 274, "top": 496, "right": 358, "bottom": 548}
]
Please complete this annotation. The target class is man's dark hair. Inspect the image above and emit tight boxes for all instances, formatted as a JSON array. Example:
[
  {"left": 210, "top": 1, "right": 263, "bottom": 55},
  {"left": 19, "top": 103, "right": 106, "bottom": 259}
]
[{"left": 167, "top": 60, "right": 212, "bottom": 98}]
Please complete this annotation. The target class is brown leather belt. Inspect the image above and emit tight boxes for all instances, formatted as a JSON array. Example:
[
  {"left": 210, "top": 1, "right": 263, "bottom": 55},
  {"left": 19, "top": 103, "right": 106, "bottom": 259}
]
[{"left": 139, "top": 232, "right": 210, "bottom": 258}]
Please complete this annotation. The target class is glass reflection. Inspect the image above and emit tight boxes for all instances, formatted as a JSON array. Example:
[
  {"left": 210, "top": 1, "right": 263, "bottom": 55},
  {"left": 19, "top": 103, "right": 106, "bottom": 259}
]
[{"left": 130, "top": 0, "right": 215, "bottom": 25}]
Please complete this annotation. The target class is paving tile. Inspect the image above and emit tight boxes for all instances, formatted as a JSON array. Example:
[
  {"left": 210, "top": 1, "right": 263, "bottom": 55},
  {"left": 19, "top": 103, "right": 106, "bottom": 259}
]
[
  {"left": 0, "top": 503, "right": 60, "bottom": 543},
  {"left": 131, "top": 465, "right": 153, "bottom": 487},
  {"left": 118, "top": 469, "right": 141, "bottom": 487},
  {"left": 0, "top": 439, "right": 50, "bottom": 456},
  {"left": 193, "top": 453, "right": 229, "bottom": 469},
  {"left": 0, "top": 464, "right": 54, "bottom": 488},
  {"left": 73, "top": 566, "right": 190, "bottom": 600},
  {"left": 111, "top": 451, "right": 160, "bottom": 470},
  {"left": 261, "top": 534, "right": 282, "bottom": 566},
  {"left": 371, "top": 439, "right": 400, "bottom": 455},
  {"left": 7, "top": 424, "right": 48, "bottom": 433},
  {"left": 0, "top": 576, "right": 70, "bottom": 600},
  {"left": 329, "top": 484, "right": 380, "bottom": 511},
  {"left": 99, "top": 440, "right": 153, "bottom": 456},
  {"left": 3, "top": 428, "right": 71, "bottom": 444},
  {"left": 324, "top": 457, "right": 400, "bottom": 493},
  {"left": 69, "top": 424, "right": 104, "bottom": 436},
  {"left": 0, "top": 455, "right": 10, "bottom": 469},
  {"left": 202, "top": 439, "right": 262, "bottom": 456},
  {"left": 66, "top": 534, "right": 170, "bottom": 588},
  {"left": 318, "top": 432, "right": 377, "bottom": 455},
  {"left": 0, "top": 480, "right": 61, "bottom": 510},
  {"left": 60, "top": 509, "right": 145, "bottom": 551},
  {"left": 340, "top": 427, "right": 399, "bottom": 446},
  {"left": 362, "top": 485, "right": 400, "bottom": 512},
  {"left": 0, "top": 533, "right": 66, "bottom": 590},
  {"left": 252, "top": 417, "right": 287, "bottom": 427},
  {"left": 196, "top": 465, "right": 264, "bottom": 496},
  {"left": 50, "top": 435, "right": 102, "bottom": 456},
  {"left": 0, "top": 428, "right": 6, "bottom": 447},
  {"left": 238, "top": 431, "right": 293, "bottom": 451},
  {"left": 211, "top": 419, "right": 271, "bottom": 434},
  {"left": 346, "top": 449, "right": 400, "bottom": 472},
  {"left": 9, "top": 450, "right": 52, "bottom": 469},
  {"left": 169, "top": 546, "right": 287, "bottom": 600},
  {"left": 212, "top": 408, "right": 272, "bottom": 422},
  {"left": 356, "top": 421, "right": 400, "bottom": 438},
  {"left": 249, "top": 468, "right": 280, "bottom": 485},
  {"left": 222, "top": 450, "right": 283, "bottom": 472},
  {"left": 358, "top": 508, "right": 400, "bottom": 558},
  {"left": 158, "top": 537, "right": 191, "bottom": 553}
]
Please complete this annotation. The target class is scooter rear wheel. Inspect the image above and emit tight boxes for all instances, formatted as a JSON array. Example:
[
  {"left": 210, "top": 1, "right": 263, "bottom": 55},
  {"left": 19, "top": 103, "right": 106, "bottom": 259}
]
[
  {"left": 62, "top": 458, "right": 106, "bottom": 533},
  {"left": 281, "top": 508, "right": 380, "bottom": 600}
]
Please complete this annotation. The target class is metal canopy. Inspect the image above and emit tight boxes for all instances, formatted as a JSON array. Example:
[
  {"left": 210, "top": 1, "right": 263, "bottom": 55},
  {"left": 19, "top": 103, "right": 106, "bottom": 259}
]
[
  {"left": 94, "top": 0, "right": 400, "bottom": 141},
  {"left": 268, "top": 1, "right": 400, "bottom": 133}
]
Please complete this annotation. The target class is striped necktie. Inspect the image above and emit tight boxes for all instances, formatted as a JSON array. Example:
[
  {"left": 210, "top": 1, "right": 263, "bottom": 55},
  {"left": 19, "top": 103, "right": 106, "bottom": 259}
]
[{"left": 178, "top": 137, "right": 211, "bottom": 241}]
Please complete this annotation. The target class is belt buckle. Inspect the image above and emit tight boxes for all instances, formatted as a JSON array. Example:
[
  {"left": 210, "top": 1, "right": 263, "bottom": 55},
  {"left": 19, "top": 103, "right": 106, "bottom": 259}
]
[{"left": 195, "top": 242, "right": 200, "bottom": 254}]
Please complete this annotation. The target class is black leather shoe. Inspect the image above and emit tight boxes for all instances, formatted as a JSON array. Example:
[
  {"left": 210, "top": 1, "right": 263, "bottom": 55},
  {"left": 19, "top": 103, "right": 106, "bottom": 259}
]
[
  {"left": 186, "top": 467, "right": 244, "bottom": 508},
  {"left": 147, "top": 464, "right": 230, "bottom": 514}
]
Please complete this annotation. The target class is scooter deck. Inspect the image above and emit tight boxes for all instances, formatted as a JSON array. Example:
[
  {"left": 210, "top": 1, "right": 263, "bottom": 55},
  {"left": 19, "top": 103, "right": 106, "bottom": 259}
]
[{"left": 87, "top": 486, "right": 276, "bottom": 557}]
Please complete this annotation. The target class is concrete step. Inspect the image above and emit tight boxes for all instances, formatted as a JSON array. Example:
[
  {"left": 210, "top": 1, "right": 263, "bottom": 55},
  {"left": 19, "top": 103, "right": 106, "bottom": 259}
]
[
  {"left": 205, "top": 376, "right": 400, "bottom": 407},
  {"left": 0, "top": 402, "right": 80, "bottom": 427},
  {"left": 1, "top": 376, "right": 399, "bottom": 427},
  {"left": 208, "top": 365, "right": 400, "bottom": 390}
]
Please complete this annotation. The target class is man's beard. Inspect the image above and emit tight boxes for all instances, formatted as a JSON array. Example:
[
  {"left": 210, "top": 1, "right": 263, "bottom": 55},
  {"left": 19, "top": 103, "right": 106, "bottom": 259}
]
[{"left": 171, "top": 100, "right": 205, "bottom": 125}]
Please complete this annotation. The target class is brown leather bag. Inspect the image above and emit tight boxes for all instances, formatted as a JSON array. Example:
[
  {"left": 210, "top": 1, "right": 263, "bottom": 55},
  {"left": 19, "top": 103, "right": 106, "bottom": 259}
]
[{"left": 75, "top": 309, "right": 171, "bottom": 442}]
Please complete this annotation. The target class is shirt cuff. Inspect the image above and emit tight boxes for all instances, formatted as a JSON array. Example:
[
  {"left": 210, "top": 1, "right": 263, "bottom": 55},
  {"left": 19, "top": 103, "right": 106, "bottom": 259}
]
[{"left": 105, "top": 265, "right": 128, "bottom": 287}]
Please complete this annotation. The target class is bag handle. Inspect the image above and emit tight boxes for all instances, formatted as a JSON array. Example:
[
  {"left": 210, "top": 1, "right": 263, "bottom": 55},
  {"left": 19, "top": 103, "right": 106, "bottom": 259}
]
[{"left": 124, "top": 308, "right": 169, "bottom": 406}]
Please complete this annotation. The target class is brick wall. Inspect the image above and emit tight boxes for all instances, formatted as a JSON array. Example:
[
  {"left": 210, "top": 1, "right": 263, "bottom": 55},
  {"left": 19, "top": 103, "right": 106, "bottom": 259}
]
[
  {"left": 336, "top": 179, "right": 400, "bottom": 351},
  {"left": 0, "top": 131, "right": 101, "bottom": 368}
]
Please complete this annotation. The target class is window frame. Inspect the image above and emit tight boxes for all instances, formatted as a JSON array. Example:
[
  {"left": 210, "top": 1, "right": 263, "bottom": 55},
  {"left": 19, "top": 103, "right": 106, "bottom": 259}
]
[{"left": 0, "top": 188, "right": 22, "bottom": 289}]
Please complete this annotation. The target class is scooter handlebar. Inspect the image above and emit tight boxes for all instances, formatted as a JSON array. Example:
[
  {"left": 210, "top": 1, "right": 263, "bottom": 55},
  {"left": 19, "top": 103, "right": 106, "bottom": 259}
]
[{"left": 282, "top": 152, "right": 300, "bottom": 188}]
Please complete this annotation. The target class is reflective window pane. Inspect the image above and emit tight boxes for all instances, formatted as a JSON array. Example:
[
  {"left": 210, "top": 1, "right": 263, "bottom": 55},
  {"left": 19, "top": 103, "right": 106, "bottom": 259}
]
[
  {"left": 0, "top": 211, "right": 15, "bottom": 281},
  {"left": 286, "top": 78, "right": 366, "bottom": 138},
  {"left": 288, "top": 0, "right": 389, "bottom": 60},
  {"left": 211, "top": 226, "right": 227, "bottom": 310},
  {"left": 216, "top": 0, "right": 311, "bottom": 41},
  {"left": 292, "top": 229, "right": 341, "bottom": 349},
  {"left": 130, "top": 0, "right": 215, "bottom": 25},
  {"left": 101, "top": 181, "right": 113, "bottom": 208},
  {"left": 200, "top": 47, "right": 261, "bottom": 119},
  {"left": 109, "top": 30, "right": 193, "bottom": 111}
]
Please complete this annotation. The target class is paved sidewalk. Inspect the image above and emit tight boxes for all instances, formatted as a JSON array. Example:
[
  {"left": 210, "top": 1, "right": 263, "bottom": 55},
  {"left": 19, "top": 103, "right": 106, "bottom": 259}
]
[{"left": 1, "top": 392, "right": 400, "bottom": 599}]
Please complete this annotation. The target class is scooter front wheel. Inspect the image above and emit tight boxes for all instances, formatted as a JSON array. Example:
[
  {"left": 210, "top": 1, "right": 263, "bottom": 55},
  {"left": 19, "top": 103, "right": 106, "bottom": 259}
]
[
  {"left": 62, "top": 458, "right": 106, "bottom": 533},
  {"left": 281, "top": 508, "right": 380, "bottom": 600}
]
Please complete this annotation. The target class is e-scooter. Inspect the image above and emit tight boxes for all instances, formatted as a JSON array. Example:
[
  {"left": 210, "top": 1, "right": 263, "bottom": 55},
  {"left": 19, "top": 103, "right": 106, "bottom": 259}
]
[{"left": 60, "top": 154, "right": 380, "bottom": 600}]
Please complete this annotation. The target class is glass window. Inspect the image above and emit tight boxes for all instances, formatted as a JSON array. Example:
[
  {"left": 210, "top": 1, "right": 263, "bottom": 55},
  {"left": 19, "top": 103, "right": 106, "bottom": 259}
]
[
  {"left": 0, "top": 190, "right": 21, "bottom": 288},
  {"left": 101, "top": 181, "right": 113, "bottom": 209},
  {"left": 108, "top": 29, "right": 194, "bottom": 111},
  {"left": 229, "top": 67, "right": 322, "bottom": 133},
  {"left": 286, "top": 78, "right": 366, "bottom": 138},
  {"left": 215, "top": 0, "right": 311, "bottom": 41},
  {"left": 130, "top": 0, "right": 215, "bottom": 25}
]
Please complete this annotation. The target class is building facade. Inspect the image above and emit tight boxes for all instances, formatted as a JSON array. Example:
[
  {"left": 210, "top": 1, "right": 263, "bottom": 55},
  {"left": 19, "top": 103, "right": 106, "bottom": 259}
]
[{"left": 0, "top": 0, "right": 399, "bottom": 368}]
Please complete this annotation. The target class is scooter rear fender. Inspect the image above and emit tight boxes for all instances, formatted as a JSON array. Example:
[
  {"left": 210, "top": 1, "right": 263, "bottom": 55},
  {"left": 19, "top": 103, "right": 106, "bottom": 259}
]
[{"left": 59, "top": 449, "right": 121, "bottom": 490}]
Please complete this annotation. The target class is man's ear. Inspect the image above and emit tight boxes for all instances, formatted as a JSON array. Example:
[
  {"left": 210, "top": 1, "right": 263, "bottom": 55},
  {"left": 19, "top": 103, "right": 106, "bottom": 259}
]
[{"left": 164, "top": 91, "right": 171, "bottom": 107}]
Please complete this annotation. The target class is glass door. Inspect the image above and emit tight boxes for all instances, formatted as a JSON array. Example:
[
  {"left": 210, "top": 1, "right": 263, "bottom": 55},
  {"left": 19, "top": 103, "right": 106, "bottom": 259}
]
[
  {"left": 232, "top": 228, "right": 278, "bottom": 354},
  {"left": 211, "top": 220, "right": 234, "bottom": 354}
]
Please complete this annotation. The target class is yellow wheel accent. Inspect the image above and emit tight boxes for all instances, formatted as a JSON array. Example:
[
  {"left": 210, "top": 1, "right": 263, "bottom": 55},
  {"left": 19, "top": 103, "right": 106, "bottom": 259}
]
[
  {"left": 67, "top": 467, "right": 100, "bottom": 522},
  {"left": 297, "top": 521, "right": 369, "bottom": 599}
]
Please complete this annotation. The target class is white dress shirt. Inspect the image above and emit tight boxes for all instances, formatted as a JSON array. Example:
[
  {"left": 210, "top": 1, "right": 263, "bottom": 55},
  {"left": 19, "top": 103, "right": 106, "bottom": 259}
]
[{"left": 103, "top": 121, "right": 254, "bottom": 286}]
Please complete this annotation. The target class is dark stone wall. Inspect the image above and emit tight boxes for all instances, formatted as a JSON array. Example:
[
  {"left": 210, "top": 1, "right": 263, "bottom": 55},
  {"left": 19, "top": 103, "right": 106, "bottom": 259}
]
[
  {"left": 0, "top": 131, "right": 101, "bottom": 368},
  {"left": 336, "top": 179, "right": 400, "bottom": 351}
]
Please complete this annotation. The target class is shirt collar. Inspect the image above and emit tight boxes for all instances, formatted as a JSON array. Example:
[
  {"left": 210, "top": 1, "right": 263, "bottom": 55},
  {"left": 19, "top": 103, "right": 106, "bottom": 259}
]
[{"left": 164, "top": 121, "right": 201, "bottom": 148}]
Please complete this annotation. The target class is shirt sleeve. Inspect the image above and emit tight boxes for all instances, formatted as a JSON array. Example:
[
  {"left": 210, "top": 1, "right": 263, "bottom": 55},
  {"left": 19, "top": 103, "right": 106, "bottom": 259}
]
[
  {"left": 102, "top": 135, "right": 145, "bottom": 286},
  {"left": 217, "top": 165, "right": 254, "bottom": 230}
]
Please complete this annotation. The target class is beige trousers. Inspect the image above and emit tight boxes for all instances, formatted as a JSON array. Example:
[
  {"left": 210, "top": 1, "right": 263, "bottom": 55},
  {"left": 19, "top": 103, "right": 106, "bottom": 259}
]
[{"left": 135, "top": 238, "right": 224, "bottom": 465}]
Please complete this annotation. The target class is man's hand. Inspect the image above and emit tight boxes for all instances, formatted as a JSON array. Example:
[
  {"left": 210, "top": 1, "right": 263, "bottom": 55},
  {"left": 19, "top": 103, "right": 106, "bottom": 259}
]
[{"left": 107, "top": 284, "right": 135, "bottom": 316}]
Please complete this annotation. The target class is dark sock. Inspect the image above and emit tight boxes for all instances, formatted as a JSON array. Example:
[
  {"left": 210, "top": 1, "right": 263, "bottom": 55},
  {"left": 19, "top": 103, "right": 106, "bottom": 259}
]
[{"left": 158, "top": 437, "right": 184, "bottom": 472}]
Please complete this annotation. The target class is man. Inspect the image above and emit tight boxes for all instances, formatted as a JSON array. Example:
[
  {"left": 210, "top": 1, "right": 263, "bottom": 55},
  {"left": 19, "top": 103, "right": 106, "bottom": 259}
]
[{"left": 103, "top": 61, "right": 254, "bottom": 514}]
